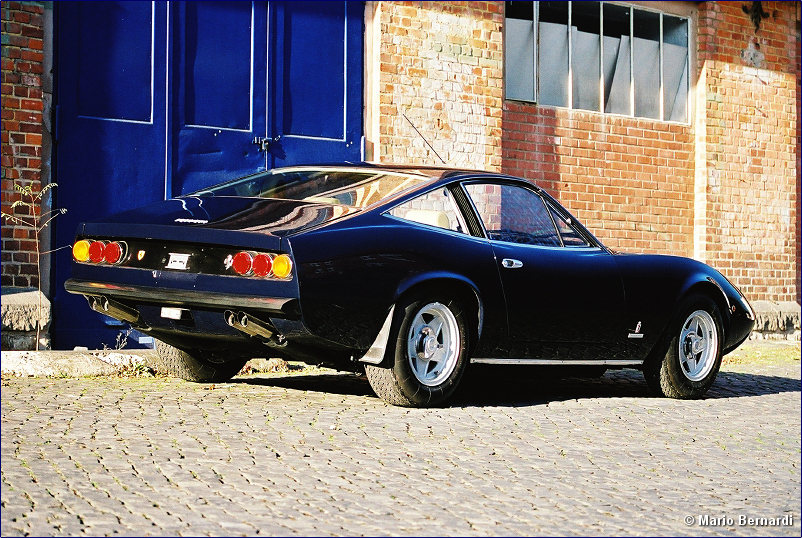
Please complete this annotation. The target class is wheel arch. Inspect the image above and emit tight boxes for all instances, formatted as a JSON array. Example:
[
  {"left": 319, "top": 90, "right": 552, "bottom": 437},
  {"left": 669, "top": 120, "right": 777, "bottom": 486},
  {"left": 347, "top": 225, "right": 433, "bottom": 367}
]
[
  {"left": 394, "top": 272, "right": 484, "bottom": 350},
  {"left": 646, "top": 276, "right": 731, "bottom": 364},
  {"left": 359, "top": 272, "right": 484, "bottom": 368},
  {"left": 680, "top": 277, "right": 731, "bottom": 330}
]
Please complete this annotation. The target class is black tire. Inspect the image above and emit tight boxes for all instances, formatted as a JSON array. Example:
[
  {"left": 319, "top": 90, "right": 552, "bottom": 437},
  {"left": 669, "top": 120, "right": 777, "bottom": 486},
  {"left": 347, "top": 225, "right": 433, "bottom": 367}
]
[
  {"left": 154, "top": 340, "right": 247, "bottom": 382},
  {"left": 365, "top": 296, "right": 470, "bottom": 407},
  {"left": 643, "top": 294, "right": 724, "bottom": 399}
]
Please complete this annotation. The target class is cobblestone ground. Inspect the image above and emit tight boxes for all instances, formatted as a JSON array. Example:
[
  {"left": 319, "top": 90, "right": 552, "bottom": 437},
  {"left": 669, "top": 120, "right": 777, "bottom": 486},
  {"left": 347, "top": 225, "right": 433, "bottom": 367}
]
[{"left": 2, "top": 350, "right": 800, "bottom": 536}]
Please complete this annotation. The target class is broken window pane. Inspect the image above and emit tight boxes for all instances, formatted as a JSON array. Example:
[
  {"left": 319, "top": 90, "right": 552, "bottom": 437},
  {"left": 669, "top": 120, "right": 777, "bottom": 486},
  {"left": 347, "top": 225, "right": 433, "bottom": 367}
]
[
  {"left": 602, "top": 3, "right": 630, "bottom": 115},
  {"left": 538, "top": 1, "right": 569, "bottom": 107},
  {"left": 633, "top": 10, "right": 660, "bottom": 119},
  {"left": 504, "top": 1, "right": 535, "bottom": 101},
  {"left": 663, "top": 15, "right": 688, "bottom": 122},
  {"left": 572, "top": 2, "right": 600, "bottom": 112},
  {"left": 502, "top": 1, "right": 690, "bottom": 123}
]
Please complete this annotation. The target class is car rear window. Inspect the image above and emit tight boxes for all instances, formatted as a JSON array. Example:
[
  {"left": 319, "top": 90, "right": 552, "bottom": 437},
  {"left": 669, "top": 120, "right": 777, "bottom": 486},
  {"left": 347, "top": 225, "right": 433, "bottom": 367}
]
[{"left": 192, "top": 168, "right": 427, "bottom": 209}]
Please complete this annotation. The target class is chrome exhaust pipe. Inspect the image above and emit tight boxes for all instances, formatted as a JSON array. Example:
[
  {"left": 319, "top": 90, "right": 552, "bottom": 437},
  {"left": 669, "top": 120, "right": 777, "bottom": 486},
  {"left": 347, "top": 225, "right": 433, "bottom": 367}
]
[
  {"left": 238, "top": 312, "right": 274, "bottom": 340},
  {"left": 224, "top": 310, "right": 274, "bottom": 341},
  {"left": 224, "top": 310, "right": 239, "bottom": 328},
  {"left": 87, "top": 295, "right": 140, "bottom": 324},
  {"left": 224, "top": 310, "right": 249, "bottom": 334}
]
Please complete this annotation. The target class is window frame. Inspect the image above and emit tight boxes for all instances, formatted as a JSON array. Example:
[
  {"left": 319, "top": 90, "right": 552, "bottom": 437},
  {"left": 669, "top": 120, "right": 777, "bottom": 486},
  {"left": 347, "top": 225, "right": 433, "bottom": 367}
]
[
  {"left": 543, "top": 199, "right": 592, "bottom": 248},
  {"left": 503, "top": 0, "right": 694, "bottom": 124},
  {"left": 459, "top": 179, "right": 601, "bottom": 250},
  {"left": 383, "top": 184, "right": 471, "bottom": 237}
]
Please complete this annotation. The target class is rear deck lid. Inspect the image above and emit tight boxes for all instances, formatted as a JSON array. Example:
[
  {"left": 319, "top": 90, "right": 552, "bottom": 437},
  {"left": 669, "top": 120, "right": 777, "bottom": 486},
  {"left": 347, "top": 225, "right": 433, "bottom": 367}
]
[{"left": 81, "top": 196, "right": 358, "bottom": 251}]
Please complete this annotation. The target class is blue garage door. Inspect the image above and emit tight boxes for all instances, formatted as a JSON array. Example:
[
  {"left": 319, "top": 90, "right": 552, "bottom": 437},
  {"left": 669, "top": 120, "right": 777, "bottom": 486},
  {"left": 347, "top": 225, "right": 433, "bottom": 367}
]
[{"left": 52, "top": 1, "right": 363, "bottom": 349}]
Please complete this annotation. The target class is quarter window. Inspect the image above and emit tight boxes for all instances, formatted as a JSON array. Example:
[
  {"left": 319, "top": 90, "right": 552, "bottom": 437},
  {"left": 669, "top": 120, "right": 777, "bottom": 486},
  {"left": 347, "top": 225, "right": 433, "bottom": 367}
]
[
  {"left": 465, "top": 183, "right": 560, "bottom": 247},
  {"left": 389, "top": 188, "right": 465, "bottom": 233},
  {"left": 505, "top": 1, "right": 690, "bottom": 122},
  {"left": 547, "top": 204, "right": 589, "bottom": 247}
]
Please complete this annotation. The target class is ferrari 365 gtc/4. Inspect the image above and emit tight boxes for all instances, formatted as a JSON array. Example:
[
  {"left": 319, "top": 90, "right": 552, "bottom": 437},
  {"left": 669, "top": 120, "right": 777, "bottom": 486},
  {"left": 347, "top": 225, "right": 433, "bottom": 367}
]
[{"left": 66, "top": 165, "right": 754, "bottom": 406}]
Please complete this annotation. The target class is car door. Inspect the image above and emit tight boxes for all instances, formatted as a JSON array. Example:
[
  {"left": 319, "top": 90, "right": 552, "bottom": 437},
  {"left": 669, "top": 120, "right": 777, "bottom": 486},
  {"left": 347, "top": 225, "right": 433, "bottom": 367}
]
[{"left": 462, "top": 181, "right": 627, "bottom": 360}]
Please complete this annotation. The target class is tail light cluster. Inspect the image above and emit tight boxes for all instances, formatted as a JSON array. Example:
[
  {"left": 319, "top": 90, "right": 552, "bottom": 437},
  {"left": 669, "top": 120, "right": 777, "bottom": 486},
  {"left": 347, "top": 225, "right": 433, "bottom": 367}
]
[
  {"left": 72, "top": 238, "right": 293, "bottom": 280},
  {"left": 229, "top": 251, "right": 292, "bottom": 279},
  {"left": 73, "top": 239, "right": 127, "bottom": 265}
]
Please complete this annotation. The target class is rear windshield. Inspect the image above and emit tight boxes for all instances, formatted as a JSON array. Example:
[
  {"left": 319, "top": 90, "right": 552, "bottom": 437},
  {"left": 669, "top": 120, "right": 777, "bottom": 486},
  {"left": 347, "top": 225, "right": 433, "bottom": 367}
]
[{"left": 191, "top": 167, "right": 427, "bottom": 209}]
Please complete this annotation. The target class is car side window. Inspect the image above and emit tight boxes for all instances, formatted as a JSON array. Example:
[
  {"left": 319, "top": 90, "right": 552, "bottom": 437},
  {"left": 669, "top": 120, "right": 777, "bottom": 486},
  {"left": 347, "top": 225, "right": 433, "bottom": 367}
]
[
  {"left": 547, "top": 204, "right": 590, "bottom": 247},
  {"left": 389, "top": 188, "right": 465, "bottom": 234},
  {"left": 464, "top": 183, "right": 561, "bottom": 247}
]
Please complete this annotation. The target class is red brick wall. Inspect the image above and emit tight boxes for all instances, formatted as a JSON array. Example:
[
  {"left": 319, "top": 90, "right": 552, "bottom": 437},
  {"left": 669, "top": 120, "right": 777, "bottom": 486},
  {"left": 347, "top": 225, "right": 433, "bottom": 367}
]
[
  {"left": 2, "top": 0, "right": 800, "bottom": 306},
  {"left": 374, "top": 0, "right": 798, "bottom": 303},
  {"left": 696, "top": 1, "right": 799, "bottom": 303},
  {"left": 1, "top": 1, "right": 45, "bottom": 288},
  {"left": 371, "top": 1, "right": 504, "bottom": 171},
  {"left": 502, "top": 106, "right": 695, "bottom": 256}
]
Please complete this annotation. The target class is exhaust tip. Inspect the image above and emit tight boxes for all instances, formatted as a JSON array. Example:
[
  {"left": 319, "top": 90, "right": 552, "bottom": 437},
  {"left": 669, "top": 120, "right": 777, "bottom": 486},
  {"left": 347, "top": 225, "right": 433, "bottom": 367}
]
[{"left": 224, "top": 310, "right": 237, "bottom": 327}]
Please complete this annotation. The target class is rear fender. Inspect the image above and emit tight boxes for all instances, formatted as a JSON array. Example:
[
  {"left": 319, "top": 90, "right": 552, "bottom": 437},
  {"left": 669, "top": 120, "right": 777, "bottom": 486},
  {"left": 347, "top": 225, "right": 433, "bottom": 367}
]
[
  {"left": 359, "top": 272, "right": 484, "bottom": 367},
  {"left": 395, "top": 272, "right": 484, "bottom": 343}
]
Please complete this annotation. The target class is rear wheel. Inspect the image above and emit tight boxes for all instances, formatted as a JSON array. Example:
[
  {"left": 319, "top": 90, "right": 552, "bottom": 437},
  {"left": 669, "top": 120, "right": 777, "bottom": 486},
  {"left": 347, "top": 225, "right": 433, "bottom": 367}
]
[
  {"left": 154, "top": 340, "right": 247, "bottom": 382},
  {"left": 365, "top": 296, "right": 470, "bottom": 407},
  {"left": 643, "top": 295, "right": 724, "bottom": 399}
]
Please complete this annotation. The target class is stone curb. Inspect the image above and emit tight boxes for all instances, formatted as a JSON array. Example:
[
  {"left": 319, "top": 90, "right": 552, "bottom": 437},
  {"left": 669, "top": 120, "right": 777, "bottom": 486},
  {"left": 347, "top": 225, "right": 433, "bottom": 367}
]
[
  {"left": 0, "top": 351, "right": 292, "bottom": 378},
  {"left": 751, "top": 300, "right": 801, "bottom": 336},
  {"left": 1, "top": 350, "right": 158, "bottom": 377},
  {"left": 1, "top": 288, "right": 51, "bottom": 331},
  {"left": 2, "top": 342, "right": 797, "bottom": 378}
]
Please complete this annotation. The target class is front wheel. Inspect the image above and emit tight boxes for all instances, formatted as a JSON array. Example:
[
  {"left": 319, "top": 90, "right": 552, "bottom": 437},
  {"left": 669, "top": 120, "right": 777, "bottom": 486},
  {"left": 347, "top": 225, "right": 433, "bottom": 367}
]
[
  {"left": 365, "top": 297, "right": 470, "bottom": 407},
  {"left": 154, "top": 340, "right": 247, "bottom": 382},
  {"left": 643, "top": 295, "right": 724, "bottom": 399}
]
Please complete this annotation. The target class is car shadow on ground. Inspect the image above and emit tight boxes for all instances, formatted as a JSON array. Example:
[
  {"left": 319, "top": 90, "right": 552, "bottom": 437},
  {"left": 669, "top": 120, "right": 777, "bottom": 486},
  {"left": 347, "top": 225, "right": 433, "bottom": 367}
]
[
  {"left": 454, "top": 367, "right": 801, "bottom": 407},
  {"left": 232, "top": 366, "right": 800, "bottom": 407},
  {"left": 232, "top": 373, "right": 376, "bottom": 398}
]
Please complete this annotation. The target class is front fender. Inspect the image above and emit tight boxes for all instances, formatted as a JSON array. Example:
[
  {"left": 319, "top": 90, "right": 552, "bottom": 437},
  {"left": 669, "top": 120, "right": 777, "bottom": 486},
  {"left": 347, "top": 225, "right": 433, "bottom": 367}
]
[
  {"left": 678, "top": 271, "right": 754, "bottom": 353},
  {"left": 615, "top": 254, "right": 754, "bottom": 359}
]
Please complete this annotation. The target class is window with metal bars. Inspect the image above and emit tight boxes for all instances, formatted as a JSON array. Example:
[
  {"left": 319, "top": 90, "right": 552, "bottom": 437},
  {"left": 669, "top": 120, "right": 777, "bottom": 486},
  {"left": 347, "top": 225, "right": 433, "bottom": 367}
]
[{"left": 504, "top": 1, "right": 690, "bottom": 122}]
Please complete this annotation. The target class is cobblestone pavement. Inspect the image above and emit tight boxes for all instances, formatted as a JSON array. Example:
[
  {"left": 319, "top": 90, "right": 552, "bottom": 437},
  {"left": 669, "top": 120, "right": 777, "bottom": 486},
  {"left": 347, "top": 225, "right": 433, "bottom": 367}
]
[{"left": 2, "top": 357, "right": 800, "bottom": 536}]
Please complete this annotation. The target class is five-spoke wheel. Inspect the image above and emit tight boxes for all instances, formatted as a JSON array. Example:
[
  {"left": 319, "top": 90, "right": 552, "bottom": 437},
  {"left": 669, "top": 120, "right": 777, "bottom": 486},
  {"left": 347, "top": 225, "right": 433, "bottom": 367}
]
[
  {"left": 365, "top": 295, "right": 470, "bottom": 407},
  {"left": 678, "top": 310, "right": 718, "bottom": 382},
  {"left": 406, "top": 302, "right": 461, "bottom": 387},
  {"left": 644, "top": 294, "right": 724, "bottom": 399}
]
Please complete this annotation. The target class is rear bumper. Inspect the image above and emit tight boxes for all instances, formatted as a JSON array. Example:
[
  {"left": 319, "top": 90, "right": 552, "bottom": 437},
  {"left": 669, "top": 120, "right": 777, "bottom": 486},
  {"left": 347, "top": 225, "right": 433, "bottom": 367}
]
[
  {"left": 65, "top": 278, "right": 299, "bottom": 317},
  {"left": 64, "top": 277, "right": 351, "bottom": 365}
]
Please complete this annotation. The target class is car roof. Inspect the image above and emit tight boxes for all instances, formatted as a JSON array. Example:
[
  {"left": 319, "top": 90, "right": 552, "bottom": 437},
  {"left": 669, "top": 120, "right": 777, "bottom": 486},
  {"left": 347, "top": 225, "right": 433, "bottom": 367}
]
[
  {"left": 274, "top": 162, "right": 494, "bottom": 181},
  {"left": 267, "top": 163, "right": 539, "bottom": 209}
]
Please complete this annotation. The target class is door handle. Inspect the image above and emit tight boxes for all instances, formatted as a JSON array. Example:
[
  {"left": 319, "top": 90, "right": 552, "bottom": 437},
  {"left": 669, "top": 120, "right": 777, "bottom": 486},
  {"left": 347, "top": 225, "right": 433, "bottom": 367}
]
[{"left": 501, "top": 258, "right": 523, "bottom": 269}]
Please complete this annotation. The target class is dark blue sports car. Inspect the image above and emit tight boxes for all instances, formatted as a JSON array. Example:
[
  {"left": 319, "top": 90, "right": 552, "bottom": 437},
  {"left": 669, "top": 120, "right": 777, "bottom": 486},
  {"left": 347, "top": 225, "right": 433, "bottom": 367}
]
[{"left": 66, "top": 165, "right": 755, "bottom": 406}]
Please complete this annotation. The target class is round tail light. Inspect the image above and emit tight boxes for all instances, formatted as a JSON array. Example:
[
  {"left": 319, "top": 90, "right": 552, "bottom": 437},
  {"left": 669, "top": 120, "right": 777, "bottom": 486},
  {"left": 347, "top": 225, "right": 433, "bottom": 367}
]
[
  {"left": 272, "top": 254, "right": 293, "bottom": 279},
  {"left": 103, "top": 241, "right": 125, "bottom": 264},
  {"left": 252, "top": 253, "right": 273, "bottom": 277},
  {"left": 232, "top": 251, "right": 253, "bottom": 275},
  {"left": 88, "top": 241, "right": 105, "bottom": 263},
  {"left": 73, "top": 240, "right": 91, "bottom": 262}
]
